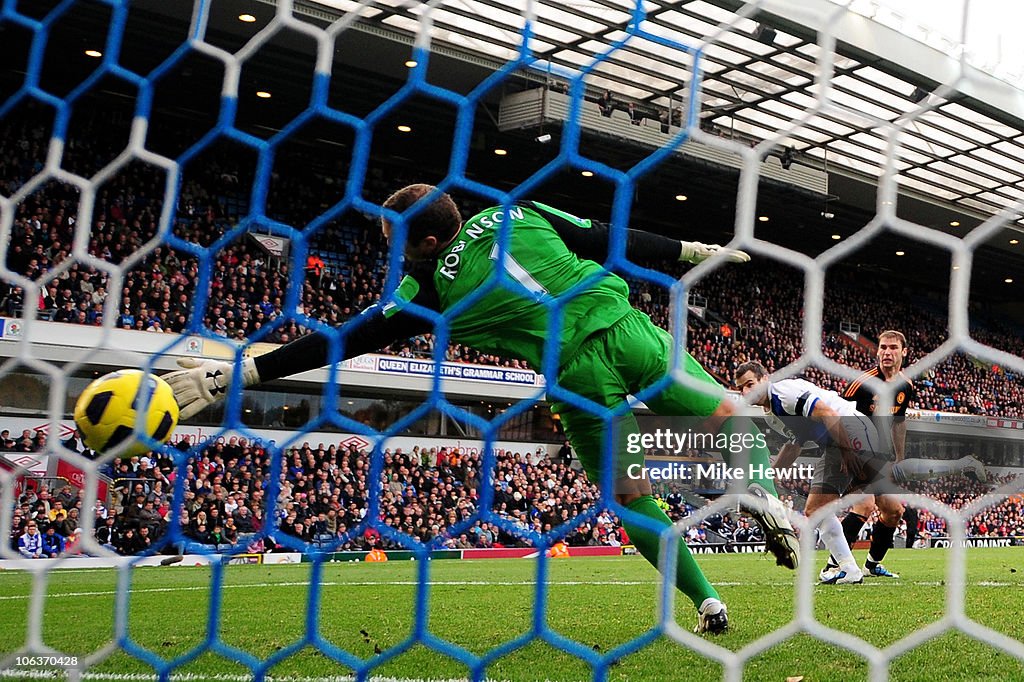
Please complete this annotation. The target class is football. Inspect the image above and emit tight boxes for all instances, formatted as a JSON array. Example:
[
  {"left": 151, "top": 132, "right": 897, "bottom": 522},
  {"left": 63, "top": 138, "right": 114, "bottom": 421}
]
[{"left": 73, "top": 370, "right": 179, "bottom": 456}]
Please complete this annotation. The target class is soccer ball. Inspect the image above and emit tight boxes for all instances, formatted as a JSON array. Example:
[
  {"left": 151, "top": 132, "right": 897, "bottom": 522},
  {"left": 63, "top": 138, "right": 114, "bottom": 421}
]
[{"left": 73, "top": 370, "right": 179, "bottom": 456}]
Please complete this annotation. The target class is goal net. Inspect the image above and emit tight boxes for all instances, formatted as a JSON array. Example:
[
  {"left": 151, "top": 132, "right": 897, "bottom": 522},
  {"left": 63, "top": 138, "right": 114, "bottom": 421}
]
[{"left": 1, "top": 0, "right": 1023, "bottom": 680}]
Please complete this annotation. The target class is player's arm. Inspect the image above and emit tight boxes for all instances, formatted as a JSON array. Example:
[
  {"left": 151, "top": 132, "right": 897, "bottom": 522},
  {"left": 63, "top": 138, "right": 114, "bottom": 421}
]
[
  {"left": 891, "top": 419, "right": 907, "bottom": 461},
  {"left": 524, "top": 201, "right": 749, "bottom": 264},
  {"left": 164, "top": 271, "right": 438, "bottom": 419},
  {"left": 891, "top": 379, "right": 914, "bottom": 461},
  {"left": 772, "top": 441, "right": 803, "bottom": 473},
  {"left": 761, "top": 411, "right": 802, "bottom": 472},
  {"left": 252, "top": 304, "right": 431, "bottom": 382},
  {"left": 773, "top": 382, "right": 852, "bottom": 452}
]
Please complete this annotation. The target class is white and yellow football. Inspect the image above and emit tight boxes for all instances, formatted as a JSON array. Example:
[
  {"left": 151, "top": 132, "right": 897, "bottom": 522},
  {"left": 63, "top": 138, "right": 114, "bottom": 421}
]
[{"left": 73, "top": 370, "right": 179, "bottom": 456}]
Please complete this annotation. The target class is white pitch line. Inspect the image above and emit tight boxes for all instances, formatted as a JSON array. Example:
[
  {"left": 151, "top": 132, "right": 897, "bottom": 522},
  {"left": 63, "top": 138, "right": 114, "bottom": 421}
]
[
  {"left": 0, "top": 580, "right": 655, "bottom": 601},
  {"left": 0, "top": 558, "right": 647, "bottom": 574},
  {"left": 0, "top": 578, "right": 1016, "bottom": 602}
]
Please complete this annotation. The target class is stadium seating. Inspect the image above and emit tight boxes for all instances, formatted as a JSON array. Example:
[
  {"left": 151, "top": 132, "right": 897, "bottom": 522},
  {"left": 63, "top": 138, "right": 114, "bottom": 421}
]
[
  {"left": 4, "top": 103, "right": 1024, "bottom": 564},
  {"left": 5, "top": 102, "right": 1021, "bottom": 416},
  {"left": 11, "top": 431, "right": 1022, "bottom": 558}
]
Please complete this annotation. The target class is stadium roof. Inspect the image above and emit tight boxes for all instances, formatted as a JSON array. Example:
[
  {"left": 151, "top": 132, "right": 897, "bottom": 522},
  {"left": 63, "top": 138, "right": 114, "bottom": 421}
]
[
  {"left": 293, "top": 0, "right": 1024, "bottom": 233},
  {"left": 7, "top": 0, "right": 1023, "bottom": 295}
]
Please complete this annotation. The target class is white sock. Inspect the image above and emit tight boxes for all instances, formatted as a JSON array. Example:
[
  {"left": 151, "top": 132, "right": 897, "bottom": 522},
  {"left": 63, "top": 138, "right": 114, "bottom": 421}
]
[{"left": 818, "top": 515, "right": 856, "bottom": 569}]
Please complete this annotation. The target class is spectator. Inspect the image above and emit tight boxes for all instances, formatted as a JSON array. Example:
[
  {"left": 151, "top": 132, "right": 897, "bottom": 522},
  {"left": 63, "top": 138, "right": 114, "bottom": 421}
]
[
  {"left": 137, "top": 501, "right": 162, "bottom": 535},
  {"left": 209, "top": 525, "right": 227, "bottom": 550},
  {"left": 190, "top": 523, "right": 211, "bottom": 547},
  {"left": 47, "top": 500, "right": 68, "bottom": 525},
  {"left": 18, "top": 521, "right": 43, "bottom": 558},
  {"left": 223, "top": 518, "right": 239, "bottom": 546},
  {"left": 59, "top": 508, "right": 80, "bottom": 538},
  {"left": 96, "top": 516, "right": 121, "bottom": 552},
  {"left": 41, "top": 526, "right": 65, "bottom": 557},
  {"left": 627, "top": 102, "right": 642, "bottom": 126},
  {"left": 557, "top": 441, "right": 573, "bottom": 465},
  {"left": 117, "top": 528, "right": 138, "bottom": 555},
  {"left": 136, "top": 526, "right": 154, "bottom": 553}
]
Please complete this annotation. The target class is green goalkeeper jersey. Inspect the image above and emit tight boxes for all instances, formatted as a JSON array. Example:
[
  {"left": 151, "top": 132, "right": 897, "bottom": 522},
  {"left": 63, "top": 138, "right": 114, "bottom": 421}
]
[
  {"left": 253, "top": 201, "right": 684, "bottom": 381},
  {"left": 387, "top": 202, "right": 635, "bottom": 368}
]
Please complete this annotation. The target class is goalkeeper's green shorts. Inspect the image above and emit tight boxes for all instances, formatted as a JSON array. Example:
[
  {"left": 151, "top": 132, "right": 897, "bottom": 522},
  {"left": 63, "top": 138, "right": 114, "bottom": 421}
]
[{"left": 549, "top": 308, "right": 725, "bottom": 484}]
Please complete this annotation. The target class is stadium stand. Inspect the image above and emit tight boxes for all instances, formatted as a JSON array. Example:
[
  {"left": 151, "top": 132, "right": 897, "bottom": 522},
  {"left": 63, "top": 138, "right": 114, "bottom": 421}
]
[
  {"left": 3, "top": 104, "right": 1023, "bottom": 418},
  {"left": 903, "top": 474, "right": 1024, "bottom": 540},
  {"left": 10, "top": 435, "right": 631, "bottom": 555},
  {"left": 5, "top": 101, "right": 1024, "bottom": 559},
  {"left": 9, "top": 428, "right": 1022, "bottom": 559}
]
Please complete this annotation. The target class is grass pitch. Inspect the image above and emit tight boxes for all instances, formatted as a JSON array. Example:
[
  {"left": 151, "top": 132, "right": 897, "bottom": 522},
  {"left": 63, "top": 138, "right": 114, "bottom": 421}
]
[{"left": 2, "top": 548, "right": 1023, "bottom": 681}]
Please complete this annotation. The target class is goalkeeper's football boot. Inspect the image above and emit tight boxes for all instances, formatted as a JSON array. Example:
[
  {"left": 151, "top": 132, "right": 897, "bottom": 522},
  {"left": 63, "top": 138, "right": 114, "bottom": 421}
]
[
  {"left": 695, "top": 598, "right": 729, "bottom": 634},
  {"left": 865, "top": 562, "right": 900, "bottom": 578},
  {"left": 741, "top": 482, "right": 800, "bottom": 569}
]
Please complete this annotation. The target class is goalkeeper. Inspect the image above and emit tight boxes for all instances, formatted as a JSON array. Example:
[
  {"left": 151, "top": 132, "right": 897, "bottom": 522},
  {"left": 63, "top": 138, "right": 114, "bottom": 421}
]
[{"left": 165, "top": 184, "right": 797, "bottom": 634}]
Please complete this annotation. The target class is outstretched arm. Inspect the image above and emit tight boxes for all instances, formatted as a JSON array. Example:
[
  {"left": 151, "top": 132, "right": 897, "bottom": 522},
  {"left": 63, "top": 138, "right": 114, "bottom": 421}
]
[
  {"left": 165, "top": 269, "right": 438, "bottom": 419},
  {"left": 524, "top": 201, "right": 749, "bottom": 265},
  {"left": 253, "top": 306, "right": 431, "bottom": 382}
]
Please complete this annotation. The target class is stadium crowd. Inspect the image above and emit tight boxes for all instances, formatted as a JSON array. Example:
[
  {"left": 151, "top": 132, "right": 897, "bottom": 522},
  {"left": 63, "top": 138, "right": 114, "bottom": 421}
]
[
  {"left": 5, "top": 105, "right": 1024, "bottom": 559},
  {"left": 8, "top": 426, "right": 1024, "bottom": 558},
  {"left": 902, "top": 473, "right": 1024, "bottom": 541},
  {"left": 2, "top": 107, "right": 1024, "bottom": 418},
  {"left": 9, "top": 434, "right": 630, "bottom": 556}
]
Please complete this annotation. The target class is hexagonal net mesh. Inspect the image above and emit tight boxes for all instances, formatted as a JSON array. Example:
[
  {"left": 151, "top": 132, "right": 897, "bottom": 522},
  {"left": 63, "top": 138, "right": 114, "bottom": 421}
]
[{"left": 1, "top": 0, "right": 1024, "bottom": 681}]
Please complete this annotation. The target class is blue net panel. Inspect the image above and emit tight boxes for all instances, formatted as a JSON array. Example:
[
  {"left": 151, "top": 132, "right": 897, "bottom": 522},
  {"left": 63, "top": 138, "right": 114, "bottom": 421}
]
[
  {"left": 4, "top": 1, "right": 1024, "bottom": 682},
  {"left": 0, "top": 1, "right": 714, "bottom": 680}
]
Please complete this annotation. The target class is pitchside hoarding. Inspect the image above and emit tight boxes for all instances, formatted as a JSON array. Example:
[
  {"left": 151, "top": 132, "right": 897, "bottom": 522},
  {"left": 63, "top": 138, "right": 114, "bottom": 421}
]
[{"left": 0, "top": 417, "right": 554, "bottom": 462}]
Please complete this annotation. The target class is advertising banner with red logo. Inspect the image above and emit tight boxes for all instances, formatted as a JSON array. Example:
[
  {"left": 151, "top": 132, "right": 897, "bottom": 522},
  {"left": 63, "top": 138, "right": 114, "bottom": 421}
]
[
  {"left": 0, "top": 418, "right": 554, "bottom": 462},
  {"left": 56, "top": 458, "right": 109, "bottom": 502}
]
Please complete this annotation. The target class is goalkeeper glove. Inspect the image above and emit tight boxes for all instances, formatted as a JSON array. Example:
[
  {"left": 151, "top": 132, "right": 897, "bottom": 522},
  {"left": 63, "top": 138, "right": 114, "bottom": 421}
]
[
  {"left": 679, "top": 241, "right": 750, "bottom": 264},
  {"left": 163, "top": 357, "right": 261, "bottom": 420}
]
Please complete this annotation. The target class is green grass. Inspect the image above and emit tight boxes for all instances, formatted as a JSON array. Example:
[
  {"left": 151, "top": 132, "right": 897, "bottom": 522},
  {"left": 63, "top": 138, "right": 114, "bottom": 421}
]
[{"left": 2, "top": 548, "right": 1024, "bottom": 681}]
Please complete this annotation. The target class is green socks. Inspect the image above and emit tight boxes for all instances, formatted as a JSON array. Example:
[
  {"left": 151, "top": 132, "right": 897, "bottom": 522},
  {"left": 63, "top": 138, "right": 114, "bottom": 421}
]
[
  {"left": 625, "top": 495, "right": 718, "bottom": 608},
  {"left": 721, "top": 415, "right": 779, "bottom": 497}
]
